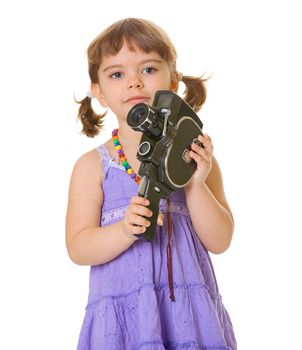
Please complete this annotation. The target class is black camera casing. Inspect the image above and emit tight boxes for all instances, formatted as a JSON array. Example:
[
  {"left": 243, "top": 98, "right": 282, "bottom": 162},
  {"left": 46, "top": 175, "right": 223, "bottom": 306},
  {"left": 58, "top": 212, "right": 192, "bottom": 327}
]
[{"left": 127, "top": 90, "right": 204, "bottom": 241}]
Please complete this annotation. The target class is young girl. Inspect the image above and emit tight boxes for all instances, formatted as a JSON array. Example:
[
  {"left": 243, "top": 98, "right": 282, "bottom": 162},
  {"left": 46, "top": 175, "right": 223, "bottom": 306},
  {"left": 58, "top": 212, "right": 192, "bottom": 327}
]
[{"left": 66, "top": 18, "right": 237, "bottom": 350}]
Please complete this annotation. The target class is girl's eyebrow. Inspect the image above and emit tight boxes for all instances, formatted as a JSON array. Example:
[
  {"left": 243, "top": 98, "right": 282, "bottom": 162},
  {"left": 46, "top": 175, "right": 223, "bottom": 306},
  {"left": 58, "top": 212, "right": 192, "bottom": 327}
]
[
  {"left": 102, "top": 59, "right": 163, "bottom": 73},
  {"left": 102, "top": 64, "right": 123, "bottom": 73}
]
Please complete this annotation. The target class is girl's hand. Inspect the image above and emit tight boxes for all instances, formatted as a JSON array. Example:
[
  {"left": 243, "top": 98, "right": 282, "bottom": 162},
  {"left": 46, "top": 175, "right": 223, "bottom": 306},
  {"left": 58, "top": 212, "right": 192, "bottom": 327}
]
[
  {"left": 122, "top": 196, "right": 164, "bottom": 239},
  {"left": 187, "top": 134, "right": 214, "bottom": 187}
]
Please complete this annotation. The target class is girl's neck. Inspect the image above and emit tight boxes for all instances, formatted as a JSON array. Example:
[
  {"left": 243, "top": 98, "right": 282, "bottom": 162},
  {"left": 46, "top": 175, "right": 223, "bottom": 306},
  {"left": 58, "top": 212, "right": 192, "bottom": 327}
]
[{"left": 116, "top": 126, "right": 142, "bottom": 150}]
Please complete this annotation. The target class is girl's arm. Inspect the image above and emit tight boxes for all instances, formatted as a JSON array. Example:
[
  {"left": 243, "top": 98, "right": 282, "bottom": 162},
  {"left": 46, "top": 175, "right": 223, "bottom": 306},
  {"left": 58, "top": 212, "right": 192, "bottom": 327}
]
[
  {"left": 185, "top": 136, "right": 234, "bottom": 254},
  {"left": 65, "top": 150, "right": 152, "bottom": 266}
]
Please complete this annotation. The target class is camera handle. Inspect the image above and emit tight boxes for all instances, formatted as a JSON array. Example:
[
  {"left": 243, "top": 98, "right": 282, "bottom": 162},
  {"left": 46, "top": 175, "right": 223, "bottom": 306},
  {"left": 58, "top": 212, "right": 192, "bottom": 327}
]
[{"left": 134, "top": 175, "right": 170, "bottom": 241}]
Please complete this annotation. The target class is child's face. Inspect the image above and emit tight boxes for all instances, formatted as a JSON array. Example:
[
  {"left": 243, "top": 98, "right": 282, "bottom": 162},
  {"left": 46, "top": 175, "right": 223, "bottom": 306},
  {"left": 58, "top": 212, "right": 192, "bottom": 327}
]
[{"left": 92, "top": 42, "right": 178, "bottom": 122}]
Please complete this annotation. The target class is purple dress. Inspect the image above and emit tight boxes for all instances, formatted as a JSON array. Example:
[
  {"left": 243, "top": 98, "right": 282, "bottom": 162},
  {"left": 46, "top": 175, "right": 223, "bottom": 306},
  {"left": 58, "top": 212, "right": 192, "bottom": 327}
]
[{"left": 77, "top": 145, "right": 237, "bottom": 350}]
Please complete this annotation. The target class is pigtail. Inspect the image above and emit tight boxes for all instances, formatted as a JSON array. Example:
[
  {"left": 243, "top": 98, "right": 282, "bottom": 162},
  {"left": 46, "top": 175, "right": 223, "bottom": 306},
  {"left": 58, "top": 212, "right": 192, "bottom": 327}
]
[
  {"left": 76, "top": 96, "right": 107, "bottom": 138},
  {"left": 181, "top": 75, "right": 207, "bottom": 113}
]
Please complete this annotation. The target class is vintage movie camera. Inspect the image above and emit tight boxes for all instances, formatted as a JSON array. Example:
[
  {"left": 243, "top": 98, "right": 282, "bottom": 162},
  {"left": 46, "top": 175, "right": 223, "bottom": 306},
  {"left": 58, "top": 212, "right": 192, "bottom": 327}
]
[{"left": 127, "top": 90, "right": 204, "bottom": 241}]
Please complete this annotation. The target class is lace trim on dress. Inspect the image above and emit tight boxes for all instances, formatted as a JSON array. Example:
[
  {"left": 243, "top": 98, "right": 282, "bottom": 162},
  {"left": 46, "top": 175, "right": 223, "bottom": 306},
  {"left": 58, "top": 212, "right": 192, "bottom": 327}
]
[
  {"left": 101, "top": 201, "right": 189, "bottom": 227},
  {"left": 96, "top": 144, "right": 126, "bottom": 178}
]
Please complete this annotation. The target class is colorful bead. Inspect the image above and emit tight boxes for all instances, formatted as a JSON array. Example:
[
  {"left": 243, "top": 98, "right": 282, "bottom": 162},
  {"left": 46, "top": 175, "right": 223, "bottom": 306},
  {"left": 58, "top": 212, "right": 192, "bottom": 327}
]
[{"left": 112, "top": 129, "right": 141, "bottom": 185}]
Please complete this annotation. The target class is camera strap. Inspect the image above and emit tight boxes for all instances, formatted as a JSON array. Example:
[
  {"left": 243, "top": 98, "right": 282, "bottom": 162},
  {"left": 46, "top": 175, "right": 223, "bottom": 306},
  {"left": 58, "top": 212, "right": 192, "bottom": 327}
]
[{"left": 166, "top": 197, "right": 175, "bottom": 302}]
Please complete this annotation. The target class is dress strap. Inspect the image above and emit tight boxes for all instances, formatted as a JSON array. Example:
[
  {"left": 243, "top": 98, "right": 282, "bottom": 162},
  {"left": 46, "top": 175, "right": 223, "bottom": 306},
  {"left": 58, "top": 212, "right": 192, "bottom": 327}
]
[
  {"left": 96, "top": 144, "right": 126, "bottom": 179},
  {"left": 96, "top": 144, "right": 112, "bottom": 178}
]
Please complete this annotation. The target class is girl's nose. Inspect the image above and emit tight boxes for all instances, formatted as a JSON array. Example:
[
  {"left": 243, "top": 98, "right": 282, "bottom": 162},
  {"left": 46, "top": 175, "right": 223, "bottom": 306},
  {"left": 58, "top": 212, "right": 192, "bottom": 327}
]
[{"left": 128, "top": 75, "right": 144, "bottom": 89}]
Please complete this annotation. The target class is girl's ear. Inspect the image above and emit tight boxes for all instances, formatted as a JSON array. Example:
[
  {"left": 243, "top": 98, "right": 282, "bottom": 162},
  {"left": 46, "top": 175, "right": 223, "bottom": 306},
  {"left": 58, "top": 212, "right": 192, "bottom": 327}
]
[
  {"left": 170, "top": 73, "right": 179, "bottom": 92},
  {"left": 91, "top": 84, "right": 109, "bottom": 108}
]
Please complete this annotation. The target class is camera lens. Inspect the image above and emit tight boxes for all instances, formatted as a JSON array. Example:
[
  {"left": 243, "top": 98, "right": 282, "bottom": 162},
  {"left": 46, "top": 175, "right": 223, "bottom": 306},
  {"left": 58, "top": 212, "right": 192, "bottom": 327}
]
[
  {"left": 127, "top": 102, "right": 163, "bottom": 138},
  {"left": 132, "top": 105, "right": 148, "bottom": 125},
  {"left": 127, "top": 103, "right": 149, "bottom": 128}
]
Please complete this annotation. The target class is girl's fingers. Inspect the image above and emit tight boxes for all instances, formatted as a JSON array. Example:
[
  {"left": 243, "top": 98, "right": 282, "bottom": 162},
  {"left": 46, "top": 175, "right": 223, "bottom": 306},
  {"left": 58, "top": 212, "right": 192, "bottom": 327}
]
[
  {"left": 201, "top": 135, "right": 214, "bottom": 154},
  {"left": 190, "top": 134, "right": 213, "bottom": 162},
  {"left": 157, "top": 212, "right": 164, "bottom": 226},
  {"left": 123, "top": 223, "right": 146, "bottom": 238},
  {"left": 123, "top": 214, "right": 149, "bottom": 238},
  {"left": 130, "top": 196, "right": 149, "bottom": 206},
  {"left": 129, "top": 196, "right": 153, "bottom": 217},
  {"left": 128, "top": 213, "right": 151, "bottom": 228},
  {"left": 191, "top": 135, "right": 213, "bottom": 153},
  {"left": 124, "top": 197, "right": 165, "bottom": 239},
  {"left": 129, "top": 204, "right": 152, "bottom": 218},
  {"left": 190, "top": 148, "right": 211, "bottom": 163}
]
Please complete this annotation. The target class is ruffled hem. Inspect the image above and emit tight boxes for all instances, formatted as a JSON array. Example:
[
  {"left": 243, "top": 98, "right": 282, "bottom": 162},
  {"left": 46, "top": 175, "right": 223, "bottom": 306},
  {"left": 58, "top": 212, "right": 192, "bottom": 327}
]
[
  {"left": 78, "top": 339, "right": 233, "bottom": 350},
  {"left": 77, "top": 283, "right": 236, "bottom": 350},
  {"left": 131, "top": 341, "right": 233, "bottom": 350}
]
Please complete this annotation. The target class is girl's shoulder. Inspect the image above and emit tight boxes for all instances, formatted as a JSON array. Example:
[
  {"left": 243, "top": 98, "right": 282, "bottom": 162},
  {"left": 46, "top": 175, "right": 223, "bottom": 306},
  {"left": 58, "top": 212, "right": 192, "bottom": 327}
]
[
  {"left": 72, "top": 148, "right": 104, "bottom": 187},
  {"left": 73, "top": 138, "right": 117, "bottom": 185}
]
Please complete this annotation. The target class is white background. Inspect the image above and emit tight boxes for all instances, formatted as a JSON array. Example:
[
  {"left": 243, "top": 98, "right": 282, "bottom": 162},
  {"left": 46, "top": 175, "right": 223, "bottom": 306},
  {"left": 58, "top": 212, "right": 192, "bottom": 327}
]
[{"left": 0, "top": 0, "right": 301, "bottom": 349}]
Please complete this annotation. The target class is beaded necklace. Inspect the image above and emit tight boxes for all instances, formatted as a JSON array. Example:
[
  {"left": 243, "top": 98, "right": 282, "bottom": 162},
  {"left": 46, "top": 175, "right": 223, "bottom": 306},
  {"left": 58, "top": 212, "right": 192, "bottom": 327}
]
[{"left": 112, "top": 129, "right": 141, "bottom": 184}]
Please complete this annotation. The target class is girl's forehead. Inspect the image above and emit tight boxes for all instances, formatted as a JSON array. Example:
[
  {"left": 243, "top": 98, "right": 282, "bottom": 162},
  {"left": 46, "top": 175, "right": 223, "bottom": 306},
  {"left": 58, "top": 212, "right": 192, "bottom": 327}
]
[
  {"left": 101, "top": 43, "right": 162, "bottom": 64},
  {"left": 105, "top": 41, "right": 156, "bottom": 57}
]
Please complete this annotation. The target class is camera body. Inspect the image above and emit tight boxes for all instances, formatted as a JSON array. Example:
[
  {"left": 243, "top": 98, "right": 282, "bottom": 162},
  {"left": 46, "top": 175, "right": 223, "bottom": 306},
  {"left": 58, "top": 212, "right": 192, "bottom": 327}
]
[{"left": 127, "top": 90, "right": 204, "bottom": 241}]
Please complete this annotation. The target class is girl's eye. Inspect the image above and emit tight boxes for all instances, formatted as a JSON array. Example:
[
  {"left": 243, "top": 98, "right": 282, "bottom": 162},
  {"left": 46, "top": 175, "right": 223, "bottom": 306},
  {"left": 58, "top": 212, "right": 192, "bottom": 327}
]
[
  {"left": 142, "top": 67, "right": 157, "bottom": 74},
  {"left": 110, "top": 72, "right": 123, "bottom": 79}
]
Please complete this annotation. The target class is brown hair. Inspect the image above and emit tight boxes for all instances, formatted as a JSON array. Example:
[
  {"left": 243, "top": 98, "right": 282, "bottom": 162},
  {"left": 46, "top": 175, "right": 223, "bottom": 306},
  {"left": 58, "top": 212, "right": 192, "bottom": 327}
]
[{"left": 77, "top": 18, "right": 207, "bottom": 137}]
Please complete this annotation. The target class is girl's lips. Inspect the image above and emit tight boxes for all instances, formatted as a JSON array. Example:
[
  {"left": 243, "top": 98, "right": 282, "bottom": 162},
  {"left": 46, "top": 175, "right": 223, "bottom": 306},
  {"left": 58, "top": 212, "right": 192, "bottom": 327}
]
[{"left": 125, "top": 96, "right": 149, "bottom": 104}]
